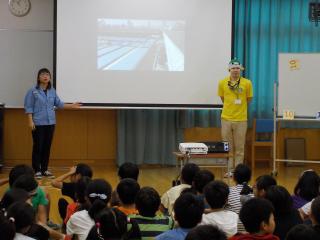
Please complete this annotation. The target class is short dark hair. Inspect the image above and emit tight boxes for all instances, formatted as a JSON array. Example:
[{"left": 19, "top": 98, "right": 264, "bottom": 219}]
[
  {"left": 311, "top": 196, "right": 320, "bottom": 224},
  {"left": 255, "top": 175, "right": 277, "bottom": 192},
  {"left": 75, "top": 163, "right": 93, "bottom": 178},
  {"left": 204, "top": 180, "right": 229, "bottom": 209},
  {"left": 240, "top": 198, "right": 274, "bottom": 234},
  {"left": 7, "top": 202, "right": 35, "bottom": 232},
  {"left": 233, "top": 164, "right": 251, "bottom": 184},
  {"left": 36, "top": 68, "right": 51, "bottom": 89},
  {"left": 192, "top": 170, "right": 215, "bottom": 194},
  {"left": 12, "top": 174, "right": 38, "bottom": 193},
  {"left": 174, "top": 193, "right": 204, "bottom": 228},
  {"left": 181, "top": 163, "right": 200, "bottom": 185},
  {"left": 135, "top": 187, "right": 160, "bottom": 217},
  {"left": 0, "top": 212, "right": 15, "bottom": 240},
  {"left": 9, "top": 164, "right": 34, "bottom": 187},
  {"left": 75, "top": 176, "right": 92, "bottom": 204},
  {"left": 0, "top": 189, "right": 30, "bottom": 210},
  {"left": 118, "top": 162, "right": 139, "bottom": 181},
  {"left": 294, "top": 170, "right": 320, "bottom": 201},
  {"left": 286, "top": 224, "right": 318, "bottom": 240},
  {"left": 265, "top": 185, "right": 293, "bottom": 216},
  {"left": 186, "top": 225, "right": 227, "bottom": 240},
  {"left": 117, "top": 178, "right": 140, "bottom": 205}
]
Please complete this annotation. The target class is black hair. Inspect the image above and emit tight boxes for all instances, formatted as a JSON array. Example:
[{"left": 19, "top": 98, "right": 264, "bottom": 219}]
[
  {"left": 181, "top": 163, "right": 200, "bottom": 185},
  {"left": 186, "top": 225, "right": 227, "bottom": 240},
  {"left": 255, "top": 175, "right": 277, "bottom": 192},
  {"left": 86, "top": 208, "right": 141, "bottom": 240},
  {"left": 135, "top": 187, "right": 160, "bottom": 217},
  {"left": 204, "top": 180, "right": 229, "bottom": 209},
  {"left": 116, "top": 178, "right": 140, "bottom": 205},
  {"left": 192, "top": 170, "right": 215, "bottom": 194},
  {"left": 0, "top": 189, "right": 30, "bottom": 210},
  {"left": 0, "top": 212, "right": 15, "bottom": 240},
  {"left": 265, "top": 185, "right": 293, "bottom": 216},
  {"left": 118, "top": 162, "right": 139, "bottom": 181},
  {"left": 286, "top": 224, "right": 318, "bottom": 240},
  {"left": 9, "top": 164, "right": 34, "bottom": 187},
  {"left": 87, "top": 179, "right": 112, "bottom": 220},
  {"left": 6, "top": 202, "right": 35, "bottom": 233},
  {"left": 239, "top": 198, "right": 274, "bottom": 234},
  {"left": 174, "top": 193, "right": 204, "bottom": 229},
  {"left": 75, "top": 163, "right": 93, "bottom": 178},
  {"left": 233, "top": 164, "right": 251, "bottom": 184},
  {"left": 294, "top": 170, "right": 320, "bottom": 202},
  {"left": 311, "top": 196, "right": 320, "bottom": 224},
  {"left": 36, "top": 68, "right": 52, "bottom": 89},
  {"left": 181, "top": 187, "right": 198, "bottom": 196},
  {"left": 75, "top": 176, "right": 92, "bottom": 204},
  {"left": 12, "top": 174, "right": 38, "bottom": 193}
]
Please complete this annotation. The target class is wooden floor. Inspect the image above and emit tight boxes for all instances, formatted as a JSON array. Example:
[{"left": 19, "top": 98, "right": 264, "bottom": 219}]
[{"left": 0, "top": 162, "right": 319, "bottom": 225}]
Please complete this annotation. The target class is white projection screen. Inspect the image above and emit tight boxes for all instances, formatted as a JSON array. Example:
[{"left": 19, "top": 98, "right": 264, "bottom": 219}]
[{"left": 55, "top": 0, "right": 233, "bottom": 107}]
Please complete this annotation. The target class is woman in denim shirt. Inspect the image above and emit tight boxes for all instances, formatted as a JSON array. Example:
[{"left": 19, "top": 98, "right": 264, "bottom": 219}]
[{"left": 24, "top": 68, "right": 81, "bottom": 179}]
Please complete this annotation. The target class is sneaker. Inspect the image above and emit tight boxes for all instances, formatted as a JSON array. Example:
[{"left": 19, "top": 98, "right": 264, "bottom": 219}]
[
  {"left": 35, "top": 172, "right": 42, "bottom": 180},
  {"left": 42, "top": 170, "right": 55, "bottom": 179},
  {"left": 224, "top": 171, "right": 233, "bottom": 178},
  {"left": 47, "top": 220, "right": 61, "bottom": 230}
]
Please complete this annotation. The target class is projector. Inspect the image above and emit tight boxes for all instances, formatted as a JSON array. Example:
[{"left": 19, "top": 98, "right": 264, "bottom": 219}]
[{"left": 179, "top": 142, "right": 208, "bottom": 154}]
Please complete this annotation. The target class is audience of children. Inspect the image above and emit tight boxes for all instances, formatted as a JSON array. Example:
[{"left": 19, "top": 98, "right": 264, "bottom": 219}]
[
  {"left": 129, "top": 186, "right": 174, "bottom": 239},
  {"left": 202, "top": 180, "right": 238, "bottom": 237},
  {"left": 160, "top": 163, "right": 200, "bottom": 215},
  {"left": 51, "top": 164, "right": 93, "bottom": 221},
  {"left": 156, "top": 192, "right": 204, "bottom": 240},
  {"left": 230, "top": 198, "right": 279, "bottom": 240},
  {"left": 1, "top": 161, "right": 320, "bottom": 240},
  {"left": 291, "top": 169, "right": 320, "bottom": 209},
  {"left": 185, "top": 225, "right": 227, "bottom": 240},
  {"left": 264, "top": 185, "right": 302, "bottom": 240}
]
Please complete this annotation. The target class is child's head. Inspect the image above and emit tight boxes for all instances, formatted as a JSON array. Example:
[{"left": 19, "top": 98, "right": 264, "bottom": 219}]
[
  {"left": 174, "top": 192, "right": 204, "bottom": 229},
  {"left": 6, "top": 201, "right": 35, "bottom": 234},
  {"left": 239, "top": 198, "right": 275, "bottom": 235},
  {"left": 0, "top": 212, "right": 15, "bottom": 240},
  {"left": 192, "top": 170, "right": 215, "bottom": 194},
  {"left": 117, "top": 178, "right": 140, "bottom": 205},
  {"left": 294, "top": 169, "right": 320, "bottom": 201},
  {"left": 71, "top": 163, "right": 93, "bottom": 182},
  {"left": 233, "top": 164, "right": 251, "bottom": 184},
  {"left": 181, "top": 163, "right": 200, "bottom": 185},
  {"left": 9, "top": 164, "right": 34, "bottom": 187},
  {"left": 204, "top": 180, "right": 229, "bottom": 209},
  {"left": 186, "top": 225, "right": 227, "bottom": 240},
  {"left": 311, "top": 196, "right": 320, "bottom": 225},
  {"left": 118, "top": 162, "right": 139, "bottom": 181},
  {"left": 0, "top": 188, "right": 30, "bottom": 210},
  {"left": 87, "top": 179, "right": 112, "bottom": 219},
  {"left": 74, "top": 176, "right": 92, "bottom": 204},
  {"left": 254, "top": 175, "right": 277, "bottom": 198},
  {"left": 89, "top": 208, "right": 140, "bottom": 239},
  {"left": 135, "top": 187, "right": 160, "bottom": 217},
  {"left": 286, "top": 224, "right": 318, "bottom": 240},
  {"left": 12, "top": 174, "right": 38, "bottom": 197},
  {"left": 265, "top": 185, "right": 293, "bottom": 216}
]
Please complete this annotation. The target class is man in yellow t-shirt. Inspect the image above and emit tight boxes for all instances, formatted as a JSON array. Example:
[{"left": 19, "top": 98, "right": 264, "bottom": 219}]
[{"left": 218, "top": 59, "right": 253, "bottom": 176}]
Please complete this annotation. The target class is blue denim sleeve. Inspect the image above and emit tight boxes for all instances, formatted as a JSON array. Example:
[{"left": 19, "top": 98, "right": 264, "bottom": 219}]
[
  {"left": 54, "top": 90, "right": 64, "bottom": 108},
  {"left": 24, "top": 89, "right": 34, "bottom": 113}
]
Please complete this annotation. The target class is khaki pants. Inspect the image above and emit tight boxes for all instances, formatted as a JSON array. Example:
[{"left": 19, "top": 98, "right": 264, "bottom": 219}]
[{"left": 221, "top": 119, "right": 247, "bottom": 170}]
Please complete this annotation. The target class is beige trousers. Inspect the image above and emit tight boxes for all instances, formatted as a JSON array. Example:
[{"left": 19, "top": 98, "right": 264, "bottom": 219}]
[{"left": 221, "top": 119, "right": 248, "bottom": 170}]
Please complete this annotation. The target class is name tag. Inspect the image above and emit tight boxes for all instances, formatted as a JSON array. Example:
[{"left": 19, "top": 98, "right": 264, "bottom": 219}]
[{"left": 234, "top": 99, "right": 242, "bottom": 105}]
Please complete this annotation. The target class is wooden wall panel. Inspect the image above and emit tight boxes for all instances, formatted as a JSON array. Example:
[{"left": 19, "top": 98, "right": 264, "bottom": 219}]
[
  {"left": 87, "top": 110, "right": 116, "bottom": 161},
  {"left": 3, "top": 109, "right": 117, "bottom": 166}
]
